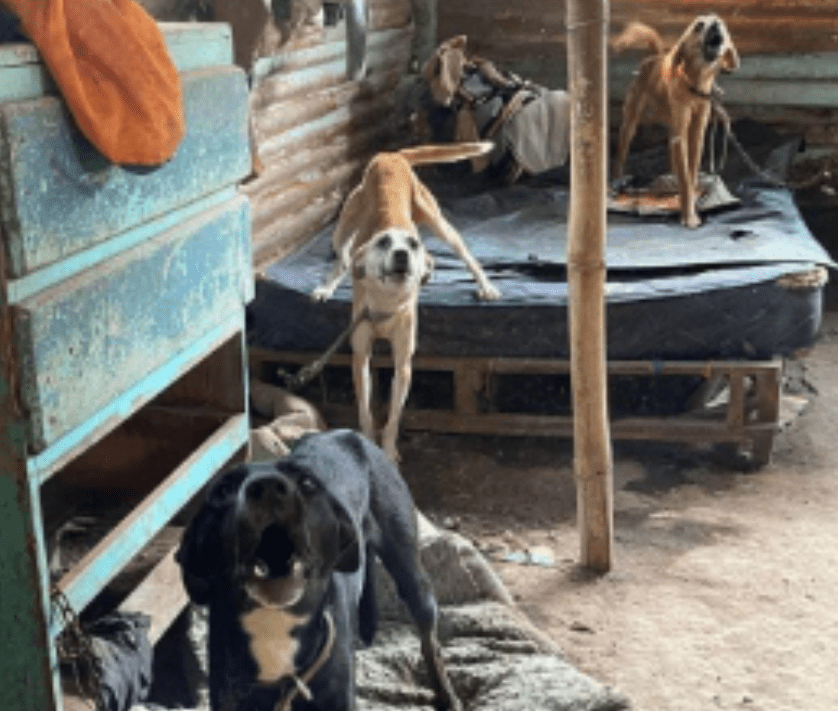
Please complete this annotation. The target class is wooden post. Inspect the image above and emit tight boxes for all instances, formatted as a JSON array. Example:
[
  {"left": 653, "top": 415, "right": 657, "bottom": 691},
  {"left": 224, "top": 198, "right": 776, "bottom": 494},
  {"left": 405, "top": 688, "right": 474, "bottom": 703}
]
[{"left": 566, "top": 0, "right": 613, "bottom": 571}]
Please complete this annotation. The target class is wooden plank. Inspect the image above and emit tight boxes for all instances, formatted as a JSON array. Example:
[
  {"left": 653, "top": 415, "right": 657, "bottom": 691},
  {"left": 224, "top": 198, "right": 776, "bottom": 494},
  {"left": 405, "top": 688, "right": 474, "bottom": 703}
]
[
  {"left": 117, "top": 547, "right": 188, "bottom": 645},
  {"left": 159, "top": 22, "right": 235, "bottom": 71},
  {"left": 156, "top": 331, "right": 248, "bottom": 415},
  {"left": 0, "top": 239, "right": 60, "bottom": 710},
  {"left": 727, "top": 374, "right": 747, "bottom": 429},
  {"left": 15, "top": 197, "right": 252, "bottom": 452},
  {"left": 0, "top": 24, "right": 233, "bottom": 105},
  {"left": 251, "top": 348, "right": 781, "bottom": 378},
  {"left": 27, "top": 314, "right": 244, "bottom": 485},
  {"left": 0, "top": 67, "right": 250, "bottom": 277},
  {"left": 52, "top": 414, "right": 249, "bottom": 637},
  {"left": 317, "top": 401, "right": 773, "bottom": 443},
  {"left": 5, "top": 188, "right": 235, "bottom": 305}
]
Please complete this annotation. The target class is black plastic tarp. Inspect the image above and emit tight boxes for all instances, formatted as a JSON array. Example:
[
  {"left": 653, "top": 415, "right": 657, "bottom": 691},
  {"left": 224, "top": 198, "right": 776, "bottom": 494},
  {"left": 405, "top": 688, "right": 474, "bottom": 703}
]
[{"left": 250, "top": 183, "right": 832, "bottom": 361}]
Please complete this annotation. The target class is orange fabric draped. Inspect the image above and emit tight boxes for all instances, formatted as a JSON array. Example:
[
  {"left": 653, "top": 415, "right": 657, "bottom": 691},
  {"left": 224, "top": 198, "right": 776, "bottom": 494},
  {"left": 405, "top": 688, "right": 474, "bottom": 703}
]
[{"left": 2, "top": 0, "right": 184, "bottom": 165}]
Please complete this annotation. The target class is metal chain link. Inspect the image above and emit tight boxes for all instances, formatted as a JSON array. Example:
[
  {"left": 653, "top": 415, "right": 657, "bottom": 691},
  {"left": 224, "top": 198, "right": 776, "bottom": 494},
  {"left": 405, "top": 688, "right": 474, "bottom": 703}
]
[
  {"left": 710, "top": 96, "right": 834, "bottom": 190},
  {"left": 51, "top": 585, "right": 102, "bottom": 709}
]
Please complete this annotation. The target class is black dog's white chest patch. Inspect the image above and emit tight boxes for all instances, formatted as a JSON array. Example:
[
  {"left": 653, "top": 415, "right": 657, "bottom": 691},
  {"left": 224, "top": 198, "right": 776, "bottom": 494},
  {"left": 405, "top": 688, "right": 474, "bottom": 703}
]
[{"left": 240, "top": 607, "right": 309, "bottom": 683}]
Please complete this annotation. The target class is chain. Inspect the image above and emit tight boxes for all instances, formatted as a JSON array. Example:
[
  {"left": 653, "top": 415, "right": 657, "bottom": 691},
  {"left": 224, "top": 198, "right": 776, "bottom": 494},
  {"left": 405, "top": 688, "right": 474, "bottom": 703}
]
[
  {"left": 710, "top": 96, "right": 834, "bottom": 190},
  {"left": 51, "top": 585, "right": 102, "bottom": 709}
]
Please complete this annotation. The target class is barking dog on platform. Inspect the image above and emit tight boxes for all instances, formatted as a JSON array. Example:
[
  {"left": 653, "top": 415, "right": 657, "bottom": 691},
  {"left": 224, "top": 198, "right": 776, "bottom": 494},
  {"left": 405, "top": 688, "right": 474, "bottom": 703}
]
[
  {"left": 613, "top": 15, "right": 739, "bottom": 227},
  {"left": 177, "top": 430, "right": 461, "bottom": 711},
  {"left": 311, "top": 143, "right": 500, "bottom": 460}
]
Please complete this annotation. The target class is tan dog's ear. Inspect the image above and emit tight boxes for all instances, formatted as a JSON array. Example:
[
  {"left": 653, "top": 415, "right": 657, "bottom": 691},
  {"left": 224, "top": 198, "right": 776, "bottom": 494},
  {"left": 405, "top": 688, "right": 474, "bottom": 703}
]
[
  {"left": 421, "top": 252, "right": 435, "bottom": 286},
  {"left": 672, "top": 42, "right": 686, "bottom": 67},
  {"left": 720, "top": 44, "right": 739, "bottom": 72},
  {"left": 425, "top": 36, "right": 467, "bottom": 106},
  {"left": 352, "top": 243, "right": 369, "bottom": 281},
  {"left": 446, "top": 35, "right": 468, "bottom": 51}
]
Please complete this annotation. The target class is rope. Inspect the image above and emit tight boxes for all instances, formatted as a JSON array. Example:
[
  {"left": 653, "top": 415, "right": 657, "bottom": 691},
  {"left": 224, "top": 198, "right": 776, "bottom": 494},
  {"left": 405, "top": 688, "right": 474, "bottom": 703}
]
[
  {"left": 276, "top": 308, "right": 372, "bottom": 391},
  {"left": 274, "top": 610, "right": 336, "bottom": 711}
]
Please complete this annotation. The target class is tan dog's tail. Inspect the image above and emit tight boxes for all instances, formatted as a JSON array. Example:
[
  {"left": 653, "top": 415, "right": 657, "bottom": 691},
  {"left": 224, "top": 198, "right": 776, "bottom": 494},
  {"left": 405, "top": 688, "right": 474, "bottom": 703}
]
[
  {"left": 612, "top": 21, "right": 666, "bottom": 54},
  {"left": 398, "top": 142, "right": 494, "bottom": 167}
]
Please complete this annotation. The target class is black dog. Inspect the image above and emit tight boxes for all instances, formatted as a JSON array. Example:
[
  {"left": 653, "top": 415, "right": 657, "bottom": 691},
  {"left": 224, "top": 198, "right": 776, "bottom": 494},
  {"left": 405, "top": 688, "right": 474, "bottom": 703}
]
[{"left": 177, "top": 429, "right": 460, "bottom": 711}]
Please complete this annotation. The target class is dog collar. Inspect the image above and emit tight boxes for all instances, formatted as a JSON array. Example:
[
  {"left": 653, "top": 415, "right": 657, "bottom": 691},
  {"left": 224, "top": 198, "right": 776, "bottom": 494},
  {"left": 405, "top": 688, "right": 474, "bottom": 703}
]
[
  {"left": 687, "top": 83, "right": 714, "bottom": 100},
  {"left": 273, "top": 610, "right": 336, "bottom": 711},
  {"left": 669, "top": 63, "right": 717, "bottom": 101}
]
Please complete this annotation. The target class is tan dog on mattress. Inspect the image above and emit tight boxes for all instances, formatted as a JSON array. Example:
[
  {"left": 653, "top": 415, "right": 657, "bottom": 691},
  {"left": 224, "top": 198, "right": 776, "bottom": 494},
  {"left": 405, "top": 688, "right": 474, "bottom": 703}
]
[
  {"left": 312, "top": 143, "right": 499, "bottom": 460},
  {"left": 613, "top": 15, "right": 739, "bottom": 227}
]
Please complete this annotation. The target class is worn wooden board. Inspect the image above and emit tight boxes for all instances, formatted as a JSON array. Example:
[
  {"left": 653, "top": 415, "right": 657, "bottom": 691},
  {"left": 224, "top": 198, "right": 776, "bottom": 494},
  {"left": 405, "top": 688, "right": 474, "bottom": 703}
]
[
  {"left": 14, "top": 196, "right": 252, "bottom": 452},
  {"left": 0, "top": 22, "right": 233, "bottom": 104},
  {"left": 0, "top": 66, "right": 250, "bottom": 277},
  {"left": 53, "top": 413, "right": 249, "bottom": 632}
]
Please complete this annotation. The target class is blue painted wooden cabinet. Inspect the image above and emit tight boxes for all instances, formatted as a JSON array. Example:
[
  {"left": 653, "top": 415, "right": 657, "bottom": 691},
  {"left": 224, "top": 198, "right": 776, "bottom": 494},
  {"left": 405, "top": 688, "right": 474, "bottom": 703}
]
[{"left": 0, "top": 23, "right": 254, "bottom": 710}]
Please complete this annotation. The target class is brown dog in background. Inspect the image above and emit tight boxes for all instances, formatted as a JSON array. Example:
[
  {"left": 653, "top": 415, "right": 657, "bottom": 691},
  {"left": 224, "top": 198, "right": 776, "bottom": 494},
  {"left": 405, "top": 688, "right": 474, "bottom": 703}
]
[
  {"left": 613, "top": 15, "right": 739, "bottom": 227},
  {"left": 312, "top": 143, "right": 499, "bottom": 460}
]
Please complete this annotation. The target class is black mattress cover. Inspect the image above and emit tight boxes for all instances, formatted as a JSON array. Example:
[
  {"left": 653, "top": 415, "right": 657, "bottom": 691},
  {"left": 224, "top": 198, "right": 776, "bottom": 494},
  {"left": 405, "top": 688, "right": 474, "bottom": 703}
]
[{"left": 251, "top": 183, "right": 834, "bottom": 361}]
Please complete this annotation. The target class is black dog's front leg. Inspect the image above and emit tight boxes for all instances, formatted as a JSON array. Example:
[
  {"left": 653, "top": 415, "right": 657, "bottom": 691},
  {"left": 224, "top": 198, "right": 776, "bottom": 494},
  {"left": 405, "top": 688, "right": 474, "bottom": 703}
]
[{"left": 376, "top": 546, "right": 461, "bottom": 711}]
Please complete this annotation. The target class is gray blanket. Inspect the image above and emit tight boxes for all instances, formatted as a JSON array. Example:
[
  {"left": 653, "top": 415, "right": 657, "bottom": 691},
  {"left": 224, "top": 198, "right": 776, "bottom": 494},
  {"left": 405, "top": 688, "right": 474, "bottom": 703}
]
[{"left": 361, "top": 520, "right": 631, "bottom": 711}]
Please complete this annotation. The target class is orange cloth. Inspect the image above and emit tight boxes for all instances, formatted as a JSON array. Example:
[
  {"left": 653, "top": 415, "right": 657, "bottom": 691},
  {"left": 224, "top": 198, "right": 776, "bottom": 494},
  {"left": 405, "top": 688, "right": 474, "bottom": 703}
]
[{"left": 2, "top": 0, "right": 184, "bottom": 165}]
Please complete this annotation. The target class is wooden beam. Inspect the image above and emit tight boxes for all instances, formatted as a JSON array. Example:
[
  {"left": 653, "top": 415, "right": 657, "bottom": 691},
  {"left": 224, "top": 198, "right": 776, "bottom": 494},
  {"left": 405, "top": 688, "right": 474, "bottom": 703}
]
[
  {"left": 53, "top": 414, "right": 248, "bottom": 635},
  {"left": 118, "top": 546, "right": 188, "bottom": 645},
  {"left": 566, "top": 0, "right": 613, "bottom": 572}
]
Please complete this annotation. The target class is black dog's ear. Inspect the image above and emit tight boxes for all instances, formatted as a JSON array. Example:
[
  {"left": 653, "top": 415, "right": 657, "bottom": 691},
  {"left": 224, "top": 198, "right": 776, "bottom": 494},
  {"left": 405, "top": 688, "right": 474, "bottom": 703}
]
[
  {"left": 331, "top": 500, "right": 361, "bottom": 573},
  {"left": 176, "top": 467, "right": 247, "bottom": 605}
]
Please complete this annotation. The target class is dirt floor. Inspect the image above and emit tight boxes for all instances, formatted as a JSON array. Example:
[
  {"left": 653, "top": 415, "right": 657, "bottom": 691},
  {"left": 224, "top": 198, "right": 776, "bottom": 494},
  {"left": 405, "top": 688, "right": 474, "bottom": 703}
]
[{"left": 398, "top": 310, "right": 838, "bottom": 711}]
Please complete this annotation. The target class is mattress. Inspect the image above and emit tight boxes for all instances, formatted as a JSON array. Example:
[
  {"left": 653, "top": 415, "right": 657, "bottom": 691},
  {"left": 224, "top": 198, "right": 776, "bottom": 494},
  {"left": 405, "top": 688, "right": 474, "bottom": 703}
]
[{"left": 249, "top": 180, "right": 833, "bottom": 362}]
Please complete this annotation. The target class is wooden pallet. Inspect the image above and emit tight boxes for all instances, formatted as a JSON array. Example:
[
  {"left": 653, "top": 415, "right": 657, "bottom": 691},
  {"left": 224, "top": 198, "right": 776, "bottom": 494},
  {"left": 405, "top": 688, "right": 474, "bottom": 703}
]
[{"left": 251, "top": 348, "right": 782, "bottom": 467}]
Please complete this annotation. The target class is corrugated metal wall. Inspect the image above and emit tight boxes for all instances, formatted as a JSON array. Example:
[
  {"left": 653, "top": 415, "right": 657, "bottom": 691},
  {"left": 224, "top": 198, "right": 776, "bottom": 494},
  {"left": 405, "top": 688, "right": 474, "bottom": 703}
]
[
  {"left": 440, "top": 1, "right": 838, "bottom": 60},
  {"left": 244, "top": 0, "right": 414, "bottom": 270},
  {"left": 439, "top": 1, "right": 838, "bottom": 147}
]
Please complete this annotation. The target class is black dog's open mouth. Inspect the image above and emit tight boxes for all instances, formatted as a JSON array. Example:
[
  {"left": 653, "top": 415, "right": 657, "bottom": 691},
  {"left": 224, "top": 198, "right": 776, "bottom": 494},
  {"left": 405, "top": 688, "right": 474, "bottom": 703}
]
[
  {"left": 244, "top": 523, "right": 308, "bottom": 608},
  {"left": 253, "top": 523, "right": 296, "bottom": 577}
]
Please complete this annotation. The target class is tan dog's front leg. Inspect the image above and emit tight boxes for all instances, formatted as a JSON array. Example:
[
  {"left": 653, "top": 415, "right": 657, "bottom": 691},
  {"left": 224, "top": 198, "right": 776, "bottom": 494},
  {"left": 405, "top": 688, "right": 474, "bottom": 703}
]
[
  {"left": 688, "top": 104, "right": 711, "bottom": 199},
  {"left": 669, "top": 120, "right": 700, "bottom": 228},
  {"left": 380, "top": 332, "right": 416, "bottom": 462},
  {"left": 312, "top": 188, "right": 363, "bottom": 301},
  {"left": 351, "top": 325, "right": 376, "bottom": 443},
  {"left": 312, "top": 252, "right": 349, "bottom": 302}
]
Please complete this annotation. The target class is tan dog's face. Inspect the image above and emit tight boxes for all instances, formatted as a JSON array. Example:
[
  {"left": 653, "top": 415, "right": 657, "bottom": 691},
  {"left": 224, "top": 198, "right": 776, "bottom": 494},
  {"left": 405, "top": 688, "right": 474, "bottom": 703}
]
[
  {"left": 675, "top": 14, "right": 739, "bottom": 76},
  {"left": 422, "top": 35, "right": 468, "bottom": 106},
  {"left": 353, "top": 229, "right": 434, "bottom": 292}
]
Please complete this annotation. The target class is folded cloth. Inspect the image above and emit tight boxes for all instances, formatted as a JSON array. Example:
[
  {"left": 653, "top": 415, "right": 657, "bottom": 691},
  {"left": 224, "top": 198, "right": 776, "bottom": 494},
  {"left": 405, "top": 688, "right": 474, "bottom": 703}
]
[
  {"left": 502, "top": 89, "right": 570, "bottom": 175},
  {"left": 1, "top": 0, "right": 184, "bottom": 165},
  {"left": 87, "top": 612, "right": 153, "bottom": 711}
]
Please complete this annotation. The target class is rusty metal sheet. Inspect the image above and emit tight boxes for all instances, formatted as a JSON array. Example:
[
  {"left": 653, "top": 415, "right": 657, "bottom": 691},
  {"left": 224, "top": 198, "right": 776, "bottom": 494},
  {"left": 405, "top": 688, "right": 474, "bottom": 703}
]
[
  {"left": 249, "top": 12, "right": 413, "bottom": 268},
  {"left": 14, "top": 196, "right": 252, "bottom": 452},
  {"left": 0, "top": 66, "right": 250, "bottom": 277},
  {"left": 440, "top": 1, "right": 838, "bottom": 59}
]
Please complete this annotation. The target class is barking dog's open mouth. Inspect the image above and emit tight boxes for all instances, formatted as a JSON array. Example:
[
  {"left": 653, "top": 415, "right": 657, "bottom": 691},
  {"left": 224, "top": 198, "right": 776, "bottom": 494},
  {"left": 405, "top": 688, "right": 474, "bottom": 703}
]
[
  {"left": 702, "top": 22, "right": 723, "bottom": 63},
  {"left": 244, "top": 523, "right": 308, "bottom": 608}
]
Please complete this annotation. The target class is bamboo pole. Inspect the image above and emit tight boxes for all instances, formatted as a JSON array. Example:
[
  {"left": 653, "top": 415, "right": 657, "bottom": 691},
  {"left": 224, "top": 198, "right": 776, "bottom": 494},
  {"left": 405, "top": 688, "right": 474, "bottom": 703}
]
[{"left": 566, "top": 0, "right": 613, "bottom": 571}]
